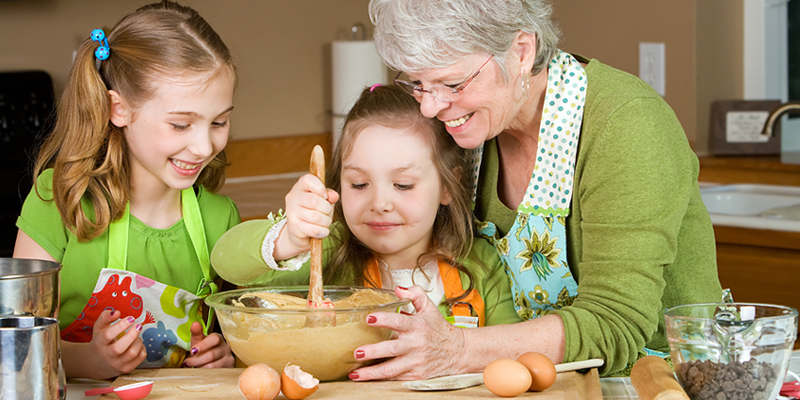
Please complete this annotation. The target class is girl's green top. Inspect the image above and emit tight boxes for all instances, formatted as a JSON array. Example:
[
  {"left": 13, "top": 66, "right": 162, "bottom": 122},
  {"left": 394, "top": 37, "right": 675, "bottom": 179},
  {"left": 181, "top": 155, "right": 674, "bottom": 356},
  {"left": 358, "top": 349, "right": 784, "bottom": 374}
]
[
  {"left": 17, "top": 169, "right": 241, "bottom": 330},
  {"left": 210, "top": 219, "right": 522, "bottom": 326}
]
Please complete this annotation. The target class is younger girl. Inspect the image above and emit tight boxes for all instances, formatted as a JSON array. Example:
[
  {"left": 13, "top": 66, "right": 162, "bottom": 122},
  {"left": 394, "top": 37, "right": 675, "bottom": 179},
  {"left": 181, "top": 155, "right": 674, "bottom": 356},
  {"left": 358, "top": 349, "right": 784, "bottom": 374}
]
[
  {"left": 14, "top": 1, "right": 238, "bottom": 379},
  {"left": 211, "top": 85, "right": 520, "bottom": 331}
]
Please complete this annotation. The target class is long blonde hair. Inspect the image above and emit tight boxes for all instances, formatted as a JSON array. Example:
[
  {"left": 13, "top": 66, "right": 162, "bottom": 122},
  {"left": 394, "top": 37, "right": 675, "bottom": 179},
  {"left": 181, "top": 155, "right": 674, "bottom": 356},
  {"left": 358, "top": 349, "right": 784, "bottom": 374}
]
[
  {"left": 34, "top": 0, "right": 237, "bottom": 242},
  {"left": 325, "top": 85, "right": 477, "bottom": 306}
]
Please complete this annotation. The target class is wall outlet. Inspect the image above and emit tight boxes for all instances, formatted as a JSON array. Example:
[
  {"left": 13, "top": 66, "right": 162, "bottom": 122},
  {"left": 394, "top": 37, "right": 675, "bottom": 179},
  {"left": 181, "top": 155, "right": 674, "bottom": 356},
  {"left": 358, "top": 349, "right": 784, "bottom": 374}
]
[{"left": 639, "top": 42, "right": 665, "bottom": 96}]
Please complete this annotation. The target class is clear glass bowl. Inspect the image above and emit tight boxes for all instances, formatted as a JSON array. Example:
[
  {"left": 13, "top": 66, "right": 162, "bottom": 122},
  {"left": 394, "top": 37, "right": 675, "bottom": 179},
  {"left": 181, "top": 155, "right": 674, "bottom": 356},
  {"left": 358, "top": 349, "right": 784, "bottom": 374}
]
[
  {"left": 205, "top": 286, "right": 410, "bottom": 381},
  {"left": 664, "top": 303, "right": 798, "bottom": 400}
]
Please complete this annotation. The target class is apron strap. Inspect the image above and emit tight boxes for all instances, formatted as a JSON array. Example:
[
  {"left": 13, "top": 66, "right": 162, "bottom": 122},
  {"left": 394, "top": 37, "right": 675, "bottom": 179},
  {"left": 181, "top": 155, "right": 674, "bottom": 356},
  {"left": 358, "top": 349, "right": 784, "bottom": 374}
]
[
  {"left": 181, "top": 187, "right": 216, "bottom": 335},
  {"left": 437, "top": 260, "right": 485, "bottom": 327},
  {"left": 365, "top": 259, "right": 382, "bottom": 288},
  {"left": 108, "top": 203, "right": 131, "bottom": 270}
]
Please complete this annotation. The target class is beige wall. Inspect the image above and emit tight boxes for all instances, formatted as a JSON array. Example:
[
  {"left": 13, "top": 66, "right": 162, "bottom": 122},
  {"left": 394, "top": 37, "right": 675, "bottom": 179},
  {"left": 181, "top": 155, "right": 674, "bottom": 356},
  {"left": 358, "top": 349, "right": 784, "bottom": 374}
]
[
  {"left": 553, "top": 0, "right": 698, "bottom": 144},
  {"left": 1, "top": 0, "right": 745, "bottom": 153},
  {"left": 0, "top": 0, "right": 373, "bottom": 141},
  {"left": 552, "top": 0, "right": 744, "bottom": 155}
]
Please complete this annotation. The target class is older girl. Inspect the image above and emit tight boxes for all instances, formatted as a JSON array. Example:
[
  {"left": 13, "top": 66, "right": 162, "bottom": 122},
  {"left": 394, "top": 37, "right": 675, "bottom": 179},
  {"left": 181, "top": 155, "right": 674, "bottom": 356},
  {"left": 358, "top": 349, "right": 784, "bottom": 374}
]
[{"left": 14, "top": 1, "right": 238, "bottom": 379}]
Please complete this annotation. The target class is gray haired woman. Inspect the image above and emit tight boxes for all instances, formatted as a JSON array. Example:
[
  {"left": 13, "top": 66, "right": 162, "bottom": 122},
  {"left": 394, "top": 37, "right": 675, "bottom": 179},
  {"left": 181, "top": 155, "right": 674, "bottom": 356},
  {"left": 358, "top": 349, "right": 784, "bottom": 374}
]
[{"left": 348, "top": 0, "right": 723, "bottom": 380}]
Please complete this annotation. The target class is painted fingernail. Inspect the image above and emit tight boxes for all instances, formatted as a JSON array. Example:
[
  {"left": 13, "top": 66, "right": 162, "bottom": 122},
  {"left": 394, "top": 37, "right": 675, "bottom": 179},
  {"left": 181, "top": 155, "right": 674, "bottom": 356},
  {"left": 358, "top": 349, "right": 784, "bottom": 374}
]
[
  {"left": 399, "top": 310, "right": 413, "bottom": 316},
  {"left": 182, "top": 360, "right": 188, "bottom": 368},
  {"left": 349, "top": 371, "right": 359, "bottom": 380},
  {"left": 191, "top": 347, "right": 199, "bottom": 355},
  {"left": 135, "top": 324, "right": 142, "bottom": 331},
  {"left": 109, "top": 310, "right": 116, "bottom": 317},
  {"left": 127, "top": 316, "right": 135, "bottom": 323},
  {"left": 396, "top": 286, "right": 409, "bottom": 290},
  {"left": 366, "top": 315, "right": 377, "bottom": 324},
  {"left": 355, "top": 350, "right": 365, "bottom": 360}
]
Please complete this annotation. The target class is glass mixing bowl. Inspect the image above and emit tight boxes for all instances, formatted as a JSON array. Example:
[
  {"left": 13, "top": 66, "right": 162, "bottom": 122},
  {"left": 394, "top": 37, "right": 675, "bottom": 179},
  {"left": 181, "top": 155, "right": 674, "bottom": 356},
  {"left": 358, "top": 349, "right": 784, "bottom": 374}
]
[
  {"left": 205, "top": 286, "right": 410, "bottom": 381},
  {"left": 664, "top": 303, "right": 798, "bottom": 400}
]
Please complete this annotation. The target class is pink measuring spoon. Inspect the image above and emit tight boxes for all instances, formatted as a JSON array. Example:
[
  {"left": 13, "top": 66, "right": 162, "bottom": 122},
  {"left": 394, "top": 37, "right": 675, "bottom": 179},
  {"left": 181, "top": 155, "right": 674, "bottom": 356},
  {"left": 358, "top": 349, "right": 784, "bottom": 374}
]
[{"left": 84, "top": 381, "right": 153, "bottom": 399}]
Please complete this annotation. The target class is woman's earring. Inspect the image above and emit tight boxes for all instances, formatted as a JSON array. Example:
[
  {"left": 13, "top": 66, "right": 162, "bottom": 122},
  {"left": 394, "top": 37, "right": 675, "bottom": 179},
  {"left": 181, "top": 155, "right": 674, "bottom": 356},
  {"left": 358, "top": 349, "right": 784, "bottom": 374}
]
[{"left": 521, "top": 73, "right": 530, "bottom": 100}]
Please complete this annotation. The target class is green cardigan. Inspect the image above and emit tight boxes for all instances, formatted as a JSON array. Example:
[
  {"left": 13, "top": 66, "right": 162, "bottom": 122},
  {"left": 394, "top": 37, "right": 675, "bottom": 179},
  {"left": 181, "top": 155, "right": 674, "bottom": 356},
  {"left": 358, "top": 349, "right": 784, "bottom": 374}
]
[
  {"left": 210, "top": 219, "right": 522, "bottom": 326},
  {"left": 475, "top": 55, "right": 723, "bottom": 375}
]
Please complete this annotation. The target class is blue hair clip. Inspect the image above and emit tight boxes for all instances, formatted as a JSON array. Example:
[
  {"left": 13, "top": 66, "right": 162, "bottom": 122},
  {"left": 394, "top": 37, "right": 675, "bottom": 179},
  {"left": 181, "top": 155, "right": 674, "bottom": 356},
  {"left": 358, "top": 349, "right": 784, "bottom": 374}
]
[{"left": 90, "top": 29, "right": 110, "bottom": 61}]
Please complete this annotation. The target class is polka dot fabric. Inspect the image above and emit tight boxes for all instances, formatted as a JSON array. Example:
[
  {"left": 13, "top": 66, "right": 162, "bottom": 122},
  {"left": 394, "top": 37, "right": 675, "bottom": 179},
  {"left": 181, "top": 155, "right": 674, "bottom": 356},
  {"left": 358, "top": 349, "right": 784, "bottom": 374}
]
[
  {"left": 524, "top": 51, "right": 585, "bottom": 216},
  {"left": 469, "top": 51, "right": 586, "bottom": 216}
]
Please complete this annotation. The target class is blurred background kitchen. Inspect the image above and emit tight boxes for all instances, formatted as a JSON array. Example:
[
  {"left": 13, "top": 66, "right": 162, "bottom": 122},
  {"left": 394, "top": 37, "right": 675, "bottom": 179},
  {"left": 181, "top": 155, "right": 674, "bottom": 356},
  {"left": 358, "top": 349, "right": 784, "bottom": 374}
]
[{"left": 2, "top": 0, "right": 799, "bottom": 329}]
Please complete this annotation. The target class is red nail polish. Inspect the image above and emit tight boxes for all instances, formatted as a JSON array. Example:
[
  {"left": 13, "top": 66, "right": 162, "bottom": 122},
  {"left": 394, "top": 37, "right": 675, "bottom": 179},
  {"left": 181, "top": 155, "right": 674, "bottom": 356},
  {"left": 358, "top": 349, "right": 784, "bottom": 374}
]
[
  {"left": 355, "top": 350, "right": 365, "bottom": 359},
  {"left": 367, "top": 315, "right": 377, "bottom": 324},
  {"left": 349, "top": 371, "right": 359, "bottom": 380},
  {"left": 399, "top": 310, "right": 413, "bottom": 316},
  {"left": 397, "top": 286, "right": 409, "bottom": 290}
]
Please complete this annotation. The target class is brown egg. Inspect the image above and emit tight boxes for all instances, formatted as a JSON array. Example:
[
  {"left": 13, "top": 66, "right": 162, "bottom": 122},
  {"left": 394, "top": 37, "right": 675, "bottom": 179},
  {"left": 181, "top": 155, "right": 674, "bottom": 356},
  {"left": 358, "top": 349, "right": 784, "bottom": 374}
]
[
  {"left": 238, "top": 363, "right": 281, "bottom": 400},
  {"left": 281, "top": 363, "right": 320, "bottom": 400},
  {"left": 516, "top": 352, "right": 557, "bottom": 391},
  {"left": 483, "top": 358, "right": 532, "bottom": 397}
]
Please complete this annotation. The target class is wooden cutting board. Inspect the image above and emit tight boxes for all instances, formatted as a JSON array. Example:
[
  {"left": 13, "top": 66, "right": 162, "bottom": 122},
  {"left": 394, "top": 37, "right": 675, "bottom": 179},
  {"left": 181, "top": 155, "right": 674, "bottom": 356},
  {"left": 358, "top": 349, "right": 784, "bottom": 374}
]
[{"left": 104, "top": 367, "right": 602, "bottom": 399}]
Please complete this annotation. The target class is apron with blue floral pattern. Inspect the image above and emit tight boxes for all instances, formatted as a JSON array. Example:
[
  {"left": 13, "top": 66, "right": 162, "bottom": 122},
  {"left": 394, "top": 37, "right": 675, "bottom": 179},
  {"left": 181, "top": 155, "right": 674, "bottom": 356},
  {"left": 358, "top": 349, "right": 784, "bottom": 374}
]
[{"left": 468, "top": 50, "right": 585, "bottom": 320}]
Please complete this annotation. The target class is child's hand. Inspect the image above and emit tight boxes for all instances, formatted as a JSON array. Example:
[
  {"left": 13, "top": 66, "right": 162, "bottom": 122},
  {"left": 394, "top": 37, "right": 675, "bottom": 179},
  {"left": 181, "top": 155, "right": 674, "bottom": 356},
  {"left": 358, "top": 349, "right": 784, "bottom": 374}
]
[
  {"left": 183, "top": 321, "right": 235, "bottom": 368},
  {"left": 88, "top": 309, "right": 147, "bottom": 379},
  {"left": 275, "top": 173, "right": 339, "bottom": 260}
]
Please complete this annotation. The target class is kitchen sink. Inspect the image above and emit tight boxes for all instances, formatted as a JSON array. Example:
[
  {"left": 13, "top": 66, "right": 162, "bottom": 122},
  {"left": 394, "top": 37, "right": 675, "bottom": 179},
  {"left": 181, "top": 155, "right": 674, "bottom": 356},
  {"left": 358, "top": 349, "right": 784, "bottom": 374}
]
[{"left": 700, "top": 184, "right": 800, "bottom": 232}]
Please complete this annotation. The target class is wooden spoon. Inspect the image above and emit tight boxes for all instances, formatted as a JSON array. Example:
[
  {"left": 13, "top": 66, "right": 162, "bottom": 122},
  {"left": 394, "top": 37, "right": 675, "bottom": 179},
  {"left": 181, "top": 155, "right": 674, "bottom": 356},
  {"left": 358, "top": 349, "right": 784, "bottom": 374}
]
[{"left": 306, "top": 145, "right": 335, "bottom": 327}]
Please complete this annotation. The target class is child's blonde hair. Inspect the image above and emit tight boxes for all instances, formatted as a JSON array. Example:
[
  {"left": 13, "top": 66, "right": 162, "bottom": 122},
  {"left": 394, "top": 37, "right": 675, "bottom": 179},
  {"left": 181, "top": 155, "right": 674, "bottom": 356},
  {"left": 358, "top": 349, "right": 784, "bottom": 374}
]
[
  {"left": 325, "top": 84, "right": 477, "bottom": 305},
  {"left": 34, "top": 0, "right": 237, "bottom": 242}
]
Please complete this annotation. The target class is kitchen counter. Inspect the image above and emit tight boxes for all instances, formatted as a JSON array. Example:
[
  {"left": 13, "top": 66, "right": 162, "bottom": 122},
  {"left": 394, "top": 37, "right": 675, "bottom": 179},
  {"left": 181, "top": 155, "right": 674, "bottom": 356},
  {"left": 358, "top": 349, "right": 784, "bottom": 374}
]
[
  {"left": 71, "top": 368, "right": 603, "bottom": 400},
  {"left": 67, "top": 351, "right": 800, "bottom": 400},
  {"left": 698, "top": 156, "right": 800, "bottom": 187}
]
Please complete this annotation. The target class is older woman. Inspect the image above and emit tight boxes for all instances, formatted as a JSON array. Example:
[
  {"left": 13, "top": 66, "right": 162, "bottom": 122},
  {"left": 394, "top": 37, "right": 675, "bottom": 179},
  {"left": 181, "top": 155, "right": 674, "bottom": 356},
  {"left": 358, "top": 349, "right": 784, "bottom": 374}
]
[{"left": 349, "top": 0, "right": 723, "bottom": 379}]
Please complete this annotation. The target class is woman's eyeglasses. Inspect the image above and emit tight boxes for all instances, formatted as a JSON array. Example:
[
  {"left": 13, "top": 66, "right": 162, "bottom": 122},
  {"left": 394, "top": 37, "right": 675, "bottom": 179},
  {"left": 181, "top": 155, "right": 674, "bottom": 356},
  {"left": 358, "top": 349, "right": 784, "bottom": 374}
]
[{"left": 393, "top": 55, "right": 494, "bottom": 103}]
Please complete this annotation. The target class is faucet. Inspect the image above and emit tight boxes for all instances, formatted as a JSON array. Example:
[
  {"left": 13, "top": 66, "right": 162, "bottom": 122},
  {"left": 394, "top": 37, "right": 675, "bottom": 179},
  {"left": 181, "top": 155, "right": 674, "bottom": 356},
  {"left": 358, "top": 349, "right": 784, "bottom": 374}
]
[{"left": 762, "top": 102, "right": 800, "bottom": 137}]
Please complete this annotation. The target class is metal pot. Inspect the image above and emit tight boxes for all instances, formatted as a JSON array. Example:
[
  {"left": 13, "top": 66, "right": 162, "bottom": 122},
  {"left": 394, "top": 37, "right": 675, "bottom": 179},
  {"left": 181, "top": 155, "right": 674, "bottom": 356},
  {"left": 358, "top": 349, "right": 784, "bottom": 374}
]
[
  {"left": 0, "top": 316, "right": 61, "bottom": 400},
  {"left": 0, "top": 258, "right": 61, "bottom": 318}
]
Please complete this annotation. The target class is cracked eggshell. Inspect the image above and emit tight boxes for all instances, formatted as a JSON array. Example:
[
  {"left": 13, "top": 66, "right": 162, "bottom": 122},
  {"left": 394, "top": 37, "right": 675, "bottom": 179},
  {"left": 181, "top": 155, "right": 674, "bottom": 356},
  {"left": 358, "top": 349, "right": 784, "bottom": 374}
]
[
  {"left": 281, "top": 363, "right": 320, "bottom": 400},
  {"left": 239, "top": 363, "right": 281, "bottom": 400}
]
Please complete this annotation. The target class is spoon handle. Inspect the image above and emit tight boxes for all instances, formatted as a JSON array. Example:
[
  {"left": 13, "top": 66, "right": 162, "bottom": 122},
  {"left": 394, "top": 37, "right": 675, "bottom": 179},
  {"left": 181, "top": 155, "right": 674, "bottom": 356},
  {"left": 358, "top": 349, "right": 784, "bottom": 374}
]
[
  {"left": 84, "top": 386, "right": 117, "bottom": 396},
  {"left": 308, "top": 145, "right": 325, "bottom": 305}
]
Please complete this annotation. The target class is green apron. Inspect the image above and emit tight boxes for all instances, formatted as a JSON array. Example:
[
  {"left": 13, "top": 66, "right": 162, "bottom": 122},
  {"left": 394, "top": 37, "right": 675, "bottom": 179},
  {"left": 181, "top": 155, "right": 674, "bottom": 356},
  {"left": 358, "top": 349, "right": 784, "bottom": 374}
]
[{"left": 60, "top": 188, "right": 217, "bottom": 368}]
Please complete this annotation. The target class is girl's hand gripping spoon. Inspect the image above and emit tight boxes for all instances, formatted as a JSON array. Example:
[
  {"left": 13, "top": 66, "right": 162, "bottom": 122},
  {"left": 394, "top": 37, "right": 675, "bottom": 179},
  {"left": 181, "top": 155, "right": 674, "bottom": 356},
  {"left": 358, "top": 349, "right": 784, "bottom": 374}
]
[{"left": 305, "top": 145, "right": 335, "bottom": 327}]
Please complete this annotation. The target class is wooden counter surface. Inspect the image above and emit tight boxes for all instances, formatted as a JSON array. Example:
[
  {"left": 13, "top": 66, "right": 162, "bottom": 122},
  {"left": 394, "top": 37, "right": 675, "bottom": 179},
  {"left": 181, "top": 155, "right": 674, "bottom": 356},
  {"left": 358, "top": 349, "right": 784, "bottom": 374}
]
[
  {"left": 103, "top": 368, "right": 602, "bottom": 400},
  {"left": 698, "top": 156, "right": 800, "bottom": 186}
]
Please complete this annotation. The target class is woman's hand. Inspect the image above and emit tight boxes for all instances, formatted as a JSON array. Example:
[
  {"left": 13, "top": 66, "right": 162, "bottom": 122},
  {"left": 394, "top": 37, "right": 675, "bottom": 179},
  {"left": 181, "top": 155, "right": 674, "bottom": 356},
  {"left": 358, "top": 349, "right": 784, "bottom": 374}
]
[
  {"left": 274, "top": 173, "right": 339, "bottom": 260},
  {"left": 183, "top": 322, "right": 235, "bottom": 368},
  {"left": 348, "top": 286, "right": 469, "bottom": 381},
  {"left": 63, "top": 309, "right": 147, "bottom": 379}
]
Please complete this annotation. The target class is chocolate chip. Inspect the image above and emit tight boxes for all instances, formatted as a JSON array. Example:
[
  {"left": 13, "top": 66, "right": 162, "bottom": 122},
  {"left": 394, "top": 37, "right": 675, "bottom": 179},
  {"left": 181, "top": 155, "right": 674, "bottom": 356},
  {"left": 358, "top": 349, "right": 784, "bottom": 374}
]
[{"left": 676, "top": 360, "right": 778, "bottom": 400}]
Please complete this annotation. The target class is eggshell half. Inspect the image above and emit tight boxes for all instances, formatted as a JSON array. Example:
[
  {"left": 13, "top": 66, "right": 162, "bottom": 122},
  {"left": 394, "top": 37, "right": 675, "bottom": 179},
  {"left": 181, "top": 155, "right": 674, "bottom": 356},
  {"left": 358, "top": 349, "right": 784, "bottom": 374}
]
[
  {"left": 516, "top": 352, "right": 557, "bottom": 391},
  {"left": 239, "top": 363, "right": 281, "bottom": 400},
  {"left": 281, "top": 363, "right": 320, "bottom": 400},
  {"left": 483, "top": 358, "right": 532, "bottom": 397}
]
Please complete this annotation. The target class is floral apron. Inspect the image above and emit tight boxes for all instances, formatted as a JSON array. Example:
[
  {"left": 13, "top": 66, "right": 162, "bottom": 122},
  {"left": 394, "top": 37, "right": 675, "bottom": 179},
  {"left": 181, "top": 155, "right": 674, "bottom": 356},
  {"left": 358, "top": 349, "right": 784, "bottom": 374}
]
[
  {"left": 365, "top": 259, "right": 485, "bottom": 328},
  {"left": 60, "top": 188, "right": 217, "bottom": 368},
  {"left": 470, "top": 50, "right": 585, "bottom": 321}
]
